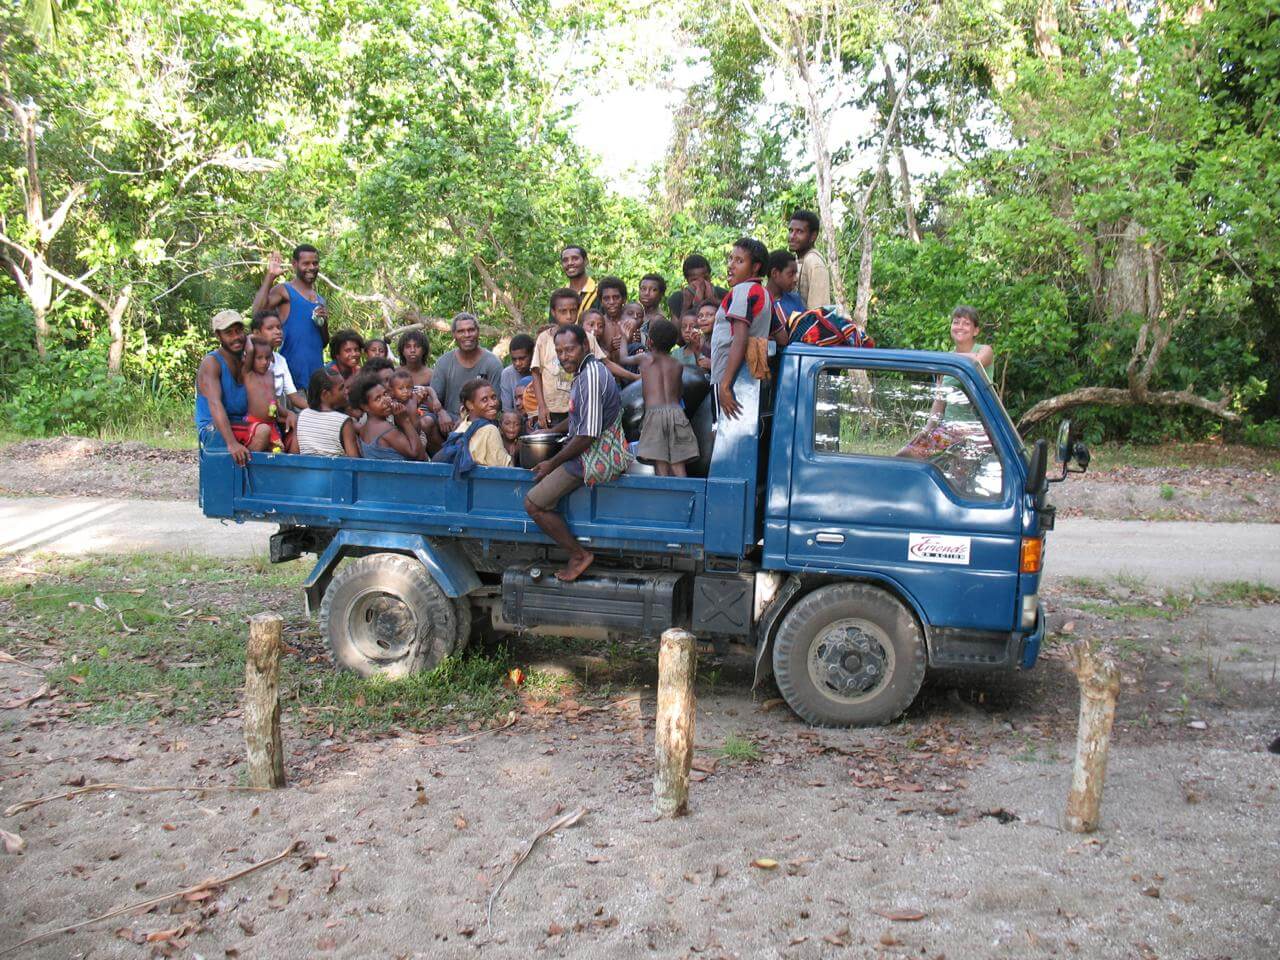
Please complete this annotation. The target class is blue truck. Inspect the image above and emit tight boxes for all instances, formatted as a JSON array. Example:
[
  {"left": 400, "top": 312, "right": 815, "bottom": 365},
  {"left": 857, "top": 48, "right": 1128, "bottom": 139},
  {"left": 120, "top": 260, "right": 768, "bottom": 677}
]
[{"left": 199, "top": 344, "right": 1088, "bottom": 727}]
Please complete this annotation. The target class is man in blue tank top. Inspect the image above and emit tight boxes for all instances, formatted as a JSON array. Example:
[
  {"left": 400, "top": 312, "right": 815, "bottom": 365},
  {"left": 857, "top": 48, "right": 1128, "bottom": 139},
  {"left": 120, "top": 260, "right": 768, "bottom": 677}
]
[
  {"left": 252, "top": 244, "right": 330, "bottom": 388},
  {"left": 195, "top": 309, "right": 261, "bottom": 466}
]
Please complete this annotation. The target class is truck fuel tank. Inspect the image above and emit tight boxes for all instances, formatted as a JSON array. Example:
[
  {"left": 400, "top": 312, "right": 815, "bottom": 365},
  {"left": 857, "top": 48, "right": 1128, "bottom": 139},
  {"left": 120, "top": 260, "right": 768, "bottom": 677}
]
[{"left": 501, "top": 565, "right": 686, "bottom": 639}]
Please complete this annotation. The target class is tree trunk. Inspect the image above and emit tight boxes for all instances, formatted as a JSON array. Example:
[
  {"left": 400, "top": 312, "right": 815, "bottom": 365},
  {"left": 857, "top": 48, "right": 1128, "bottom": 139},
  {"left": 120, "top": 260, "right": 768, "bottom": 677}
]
[
  {"left": 852, "top": 197, "right": 876, "bottom": 329},
  {"left": 29, "top": 273, "right": 52, "bottom": 358},
  {"left": 244, "top": 613, "right": 286, "bottom": 789},
  {"left": 1035, "top": 0, "right": 1063, "bottom": 66},
  {"left": 653, "top": 628, "right": 696, "bottom": 818},
  {"left": 106, "top": 284, "right": 132, "bottom": 377},
  {"left": 789, "top": 17, "right": 849, "bottom": 316},
  {"left": 1064, "top": 641, "right": 1121, "bottom": 833},
  {"left": 894, "top": 132, "right": 921, "bottom": 244},
  {"left": 884, "top": 63, "right": 921, "bottom": 245}
]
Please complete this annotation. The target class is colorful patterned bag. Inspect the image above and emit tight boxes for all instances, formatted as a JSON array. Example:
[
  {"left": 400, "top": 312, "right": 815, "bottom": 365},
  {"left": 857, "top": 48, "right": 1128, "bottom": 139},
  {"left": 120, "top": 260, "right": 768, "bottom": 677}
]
[
  {"left": 579, "top": 416, "right": 628, "bottom": 486},
  {"left": 788, "top": 306, "right": 875, "bottom": 348}
]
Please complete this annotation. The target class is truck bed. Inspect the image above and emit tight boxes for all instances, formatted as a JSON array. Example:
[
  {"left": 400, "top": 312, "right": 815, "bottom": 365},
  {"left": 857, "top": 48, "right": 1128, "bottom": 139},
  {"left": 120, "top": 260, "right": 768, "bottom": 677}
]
[{"left": 199, "top": 368, "right": 770, "bottom": 558}]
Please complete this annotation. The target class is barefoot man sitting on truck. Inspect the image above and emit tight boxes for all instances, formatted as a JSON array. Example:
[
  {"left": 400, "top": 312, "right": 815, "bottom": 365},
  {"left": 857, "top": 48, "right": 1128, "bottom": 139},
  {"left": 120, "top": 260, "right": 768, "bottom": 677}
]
[{"left": 523, "top": 324, "right": 626, "bottom": 583}]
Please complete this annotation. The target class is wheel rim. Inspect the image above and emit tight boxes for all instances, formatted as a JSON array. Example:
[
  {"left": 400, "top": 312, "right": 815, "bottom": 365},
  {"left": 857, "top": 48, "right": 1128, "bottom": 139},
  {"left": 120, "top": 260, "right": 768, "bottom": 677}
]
[
  {"left": 346, "top": 590, "right": 419, "bottom": 664},
  {"left": 807, "top": 617, "right": 895, "bottom": 704}
]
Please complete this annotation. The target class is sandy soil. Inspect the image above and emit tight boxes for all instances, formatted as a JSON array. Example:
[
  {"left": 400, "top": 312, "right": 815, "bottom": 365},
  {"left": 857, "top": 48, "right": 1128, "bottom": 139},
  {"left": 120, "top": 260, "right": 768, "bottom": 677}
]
[
  {"left": 3, "top": 586, "right": 1278, "bottom": 959},
  {"left": 0, "top": 437, "right": 1277, "bottom": 522}
]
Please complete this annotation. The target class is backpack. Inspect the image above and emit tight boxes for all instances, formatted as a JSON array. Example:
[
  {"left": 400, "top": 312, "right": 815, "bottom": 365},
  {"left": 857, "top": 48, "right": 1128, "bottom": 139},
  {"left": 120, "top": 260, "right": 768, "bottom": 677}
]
[{"left": 787, "top": 306, "right": 875, "bottom": 349}]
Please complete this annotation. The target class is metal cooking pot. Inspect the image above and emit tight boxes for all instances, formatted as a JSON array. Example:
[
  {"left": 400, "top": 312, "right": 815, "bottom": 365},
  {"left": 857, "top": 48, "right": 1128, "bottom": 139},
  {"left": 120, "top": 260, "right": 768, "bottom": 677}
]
[{"left": 518, "top": 431, "right": 567, "bottom": 470}]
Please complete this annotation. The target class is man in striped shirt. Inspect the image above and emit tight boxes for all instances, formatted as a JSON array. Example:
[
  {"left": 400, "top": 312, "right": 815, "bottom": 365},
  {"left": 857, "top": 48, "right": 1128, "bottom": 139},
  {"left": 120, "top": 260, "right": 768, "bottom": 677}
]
[{"left": 523, "top": 324, "right": 621, "bottom": 582}]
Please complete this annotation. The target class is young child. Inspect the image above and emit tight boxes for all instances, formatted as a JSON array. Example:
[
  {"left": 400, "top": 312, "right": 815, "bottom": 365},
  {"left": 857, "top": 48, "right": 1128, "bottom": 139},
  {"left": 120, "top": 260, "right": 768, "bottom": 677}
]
[
  {"left": 581, "top": 308, "right": 607, "bottom": 344},
  {"left": 696, "top": 299, "right": 717, "bottom": 358},
  {"left": 242, "top": 336, "right": 285, "bottom": 452},
  {"left": 614, "top": 302, "right": 646, "bottom": 376},
  {"left": 636, "top": 319, "right": 699, "bottom": 477},
  {"left": 389, "top": 367, "right": 444, "bottom": 452},
  {"left": 364, "top": 337, "right": 390, "bottom": 362},
  {"left": 677, "top": 311, "right": 706, "bottom": 370},
  {"left": 500, "top": 410, "right": 523, "bottom": 460},
  {"left": 396, "top": 330, "right": 433, "bottom": 389},
  {"left": 250, "top": 310, "right": 308, "bottom": 411},
  {"left": 499, "top": 333, "right": 535, "bottom": 414},
  {"left": 328, "top": 329, "right": 365, "bottom": 384},
  {"left": 637, "top": 274, "right": 667, "bottom": 328},
  {"left": 296, "top": 369, "right": 359, "bottom": 457}
]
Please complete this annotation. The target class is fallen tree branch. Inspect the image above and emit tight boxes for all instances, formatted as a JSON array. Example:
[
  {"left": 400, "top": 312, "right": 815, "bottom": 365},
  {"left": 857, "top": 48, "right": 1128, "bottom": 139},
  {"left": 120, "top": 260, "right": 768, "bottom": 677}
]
[
  {"left": 0, "top": 840, "right": 302, "bottom": 955},
  {"left": 486, "top": 806, "right": 586, "bottom": 934},
  {"left": 4, "top": 781, "right": 271, "bottom": 817},
  {"left": 1017, "top": 385, "right": 1239, "bottom": 429}
]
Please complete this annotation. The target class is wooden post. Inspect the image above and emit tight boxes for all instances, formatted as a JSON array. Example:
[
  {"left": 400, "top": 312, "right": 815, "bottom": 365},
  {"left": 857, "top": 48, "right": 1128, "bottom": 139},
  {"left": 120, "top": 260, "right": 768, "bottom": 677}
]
[
  {"left": 653, "top": 628, "right": 696, "bottom": 818},
  {"left": 244, "top": 613, "right": 286, "bottom": 789},
  {"left": 1064, "top": 640, "right": 1121, "bottom": 833}
]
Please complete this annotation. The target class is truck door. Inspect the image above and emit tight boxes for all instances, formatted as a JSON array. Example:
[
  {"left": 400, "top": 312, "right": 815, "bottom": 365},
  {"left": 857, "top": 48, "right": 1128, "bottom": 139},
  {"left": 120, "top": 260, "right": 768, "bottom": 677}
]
[{"left": 783, "top": 357, "right": 1021, "bottom": 632}]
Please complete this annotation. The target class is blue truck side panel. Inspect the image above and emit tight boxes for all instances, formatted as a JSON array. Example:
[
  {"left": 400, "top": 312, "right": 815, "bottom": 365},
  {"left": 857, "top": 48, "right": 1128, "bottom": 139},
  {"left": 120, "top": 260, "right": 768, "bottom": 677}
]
[{"left": 201, "top": 438, "right": 731, "bottom": 558}]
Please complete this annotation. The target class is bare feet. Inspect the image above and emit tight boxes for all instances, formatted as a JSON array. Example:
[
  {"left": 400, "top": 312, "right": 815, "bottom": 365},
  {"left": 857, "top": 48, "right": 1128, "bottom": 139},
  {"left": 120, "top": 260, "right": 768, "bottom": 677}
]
[{"left": 555, "top": 550, "right": 594, "bottom": 582}]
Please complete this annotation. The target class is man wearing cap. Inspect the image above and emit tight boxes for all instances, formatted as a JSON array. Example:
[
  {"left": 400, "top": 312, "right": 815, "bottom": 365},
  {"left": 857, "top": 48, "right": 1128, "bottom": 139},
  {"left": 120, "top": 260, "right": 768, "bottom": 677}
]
[{"left": 196, "top": 309, "right": 269, "bottom": 465}]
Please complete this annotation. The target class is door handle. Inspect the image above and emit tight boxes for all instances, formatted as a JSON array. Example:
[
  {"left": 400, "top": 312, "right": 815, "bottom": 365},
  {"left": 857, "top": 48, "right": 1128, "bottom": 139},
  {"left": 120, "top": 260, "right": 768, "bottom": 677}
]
[{"left": 815, "top": 532, "right": 845, "bottom": 545}]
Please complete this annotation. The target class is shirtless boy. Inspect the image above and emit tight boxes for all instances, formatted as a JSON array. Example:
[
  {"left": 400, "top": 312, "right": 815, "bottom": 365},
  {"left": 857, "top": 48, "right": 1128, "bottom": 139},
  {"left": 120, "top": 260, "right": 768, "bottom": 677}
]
[
  {"left": 243, "top": 336, "right": 286, "bottom": 452},
  {"left": 636, "top": 319, "right": 699, "bottom": 477}
]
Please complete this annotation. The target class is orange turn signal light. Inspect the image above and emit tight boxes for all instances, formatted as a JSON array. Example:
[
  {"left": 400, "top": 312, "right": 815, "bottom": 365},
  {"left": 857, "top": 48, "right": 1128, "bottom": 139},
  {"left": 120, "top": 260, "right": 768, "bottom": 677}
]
[{"left": 1020, "top": 537, "right": 1044, "bottom": 574}]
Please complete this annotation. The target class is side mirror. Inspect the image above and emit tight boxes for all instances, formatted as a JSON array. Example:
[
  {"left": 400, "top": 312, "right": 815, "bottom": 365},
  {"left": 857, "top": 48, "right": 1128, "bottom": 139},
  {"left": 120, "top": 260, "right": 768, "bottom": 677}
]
[
  {"left": 1025, "top": 438, "right": 1048, "bottom": 494},
  {"left": 1056, "top": 420, "right": 1072, "bottom": 464}
]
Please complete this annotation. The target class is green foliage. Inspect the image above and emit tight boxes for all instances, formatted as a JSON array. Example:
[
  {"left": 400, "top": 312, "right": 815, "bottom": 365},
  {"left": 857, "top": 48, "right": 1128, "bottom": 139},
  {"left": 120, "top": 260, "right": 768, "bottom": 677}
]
[{"left": 0, "top": 0, "right": 1277, "bottom": 445}]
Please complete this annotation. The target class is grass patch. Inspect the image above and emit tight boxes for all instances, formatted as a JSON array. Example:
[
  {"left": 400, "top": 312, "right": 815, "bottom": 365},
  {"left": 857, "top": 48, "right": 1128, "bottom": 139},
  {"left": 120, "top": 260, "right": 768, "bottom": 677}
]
[
  {"left": 1197, "top": 581, "right": 1280, "bottom": 605},
  {"left": 521, "top": 669, "right": 575, "bottom": 703},
  {"left": 1076, "top": 600, "right": 1178, "bottom": 621},
  {"left": 1, "top": 554, "right": 515, "bottom": 732},
  {"left": 717, "top": 733, "right": 762, "bottom": 763},
  {"left": 1159, "top": 483, "right": 1176, "bottom": 501}
]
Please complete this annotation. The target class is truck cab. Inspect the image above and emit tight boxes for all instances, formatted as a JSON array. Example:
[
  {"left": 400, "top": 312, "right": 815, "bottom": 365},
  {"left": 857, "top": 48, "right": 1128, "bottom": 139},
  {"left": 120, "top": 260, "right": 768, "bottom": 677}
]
[{"left": 200, "top": 345, "right": 1075, "bottom": 727}]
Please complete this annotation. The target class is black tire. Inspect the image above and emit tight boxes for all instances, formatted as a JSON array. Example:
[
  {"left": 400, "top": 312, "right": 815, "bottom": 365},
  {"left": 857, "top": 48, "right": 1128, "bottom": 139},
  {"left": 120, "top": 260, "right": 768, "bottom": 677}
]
[
  {"left": 451, "top": 597, "right": 474, "bottom": 655},
  {"left": 320, "top": 553, "right": 461, "bottom": 679},
  {"left": 772, "top": 582, "right": 926, "bottom": 727}
]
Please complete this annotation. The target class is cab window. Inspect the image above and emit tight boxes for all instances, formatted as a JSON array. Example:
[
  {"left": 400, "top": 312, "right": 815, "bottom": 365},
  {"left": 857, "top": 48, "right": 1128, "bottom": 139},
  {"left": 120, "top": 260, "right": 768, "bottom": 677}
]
[{"left": 814, "top": 366, "right": 1004, "bottom": 501}]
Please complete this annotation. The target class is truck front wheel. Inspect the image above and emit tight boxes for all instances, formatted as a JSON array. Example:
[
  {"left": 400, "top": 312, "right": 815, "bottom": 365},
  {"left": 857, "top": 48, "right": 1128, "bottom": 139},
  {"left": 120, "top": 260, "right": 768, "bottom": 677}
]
[
  {"left": 320, "top": 553, "right": 465, "bottom": 679},
  {"left": 772, "top": 583, "right": 926, "bottom": 727}
]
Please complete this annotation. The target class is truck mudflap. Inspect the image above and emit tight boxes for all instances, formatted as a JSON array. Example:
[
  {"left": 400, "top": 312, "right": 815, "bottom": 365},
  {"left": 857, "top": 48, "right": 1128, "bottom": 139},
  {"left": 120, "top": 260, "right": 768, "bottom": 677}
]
[
  {"left": 1019, "top": 602, "right": 1046, "bottom": 670},
  {"left": 302, "top": 530, "right": 481, "bottom": 615}
]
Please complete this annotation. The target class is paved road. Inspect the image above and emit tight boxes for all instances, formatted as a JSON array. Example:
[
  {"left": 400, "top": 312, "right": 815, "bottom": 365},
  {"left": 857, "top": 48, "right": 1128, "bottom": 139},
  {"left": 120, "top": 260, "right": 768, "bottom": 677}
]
[{"left": 1, "top": 496, "right": 1276, "bottom": 587}]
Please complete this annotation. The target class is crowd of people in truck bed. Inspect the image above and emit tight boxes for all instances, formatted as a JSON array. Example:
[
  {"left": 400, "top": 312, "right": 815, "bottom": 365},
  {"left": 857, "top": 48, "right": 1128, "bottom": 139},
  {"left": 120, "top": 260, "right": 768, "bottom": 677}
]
[{"left": 195, "top": 209, "right": 992, "bottom": 580}]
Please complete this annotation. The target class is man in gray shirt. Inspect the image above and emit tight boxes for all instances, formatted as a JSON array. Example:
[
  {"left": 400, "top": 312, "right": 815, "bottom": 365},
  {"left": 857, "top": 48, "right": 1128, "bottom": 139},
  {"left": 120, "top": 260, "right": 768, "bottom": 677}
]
[{"left": 431, "top": 313, "right": 505, "bottom": 415}]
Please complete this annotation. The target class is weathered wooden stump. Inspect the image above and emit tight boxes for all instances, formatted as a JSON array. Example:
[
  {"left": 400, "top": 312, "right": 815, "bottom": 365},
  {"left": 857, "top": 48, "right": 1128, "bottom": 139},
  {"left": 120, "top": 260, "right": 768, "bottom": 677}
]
[
  {"left": 244, "top": 612, "right": 286, "bottom": 789},
  {"left": 1064, "top": 640, "right": 1121, "bottom": 833},
  {"left": 653, "top": 628, "right": 696, "bottom": 818}
]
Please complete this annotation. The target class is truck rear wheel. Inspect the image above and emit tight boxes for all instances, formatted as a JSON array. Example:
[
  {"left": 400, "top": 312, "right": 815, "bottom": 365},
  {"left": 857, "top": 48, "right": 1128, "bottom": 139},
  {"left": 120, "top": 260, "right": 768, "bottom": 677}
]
[
  {"left": 772, "top": 583, "right": 926, "bottom": 727},
  {"left": 320, "top": 553, "right": 462, "bottom": 679}
]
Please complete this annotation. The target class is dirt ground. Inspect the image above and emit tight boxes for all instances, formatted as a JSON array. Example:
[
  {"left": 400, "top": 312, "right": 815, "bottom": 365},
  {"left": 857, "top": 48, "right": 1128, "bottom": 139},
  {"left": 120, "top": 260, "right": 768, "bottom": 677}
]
[
  {"left": 1, "top": 436, "right": 1278, "bottom": 522},
  {"left": 2, "top": 572, "right": 1277, "bottom": 959}
]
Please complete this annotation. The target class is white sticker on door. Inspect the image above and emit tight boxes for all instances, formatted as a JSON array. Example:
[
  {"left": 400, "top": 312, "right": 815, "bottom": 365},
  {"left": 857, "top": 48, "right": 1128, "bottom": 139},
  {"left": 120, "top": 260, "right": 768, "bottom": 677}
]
[{"left": 908, "top": 533, "right": 971, "bottom": 565}]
